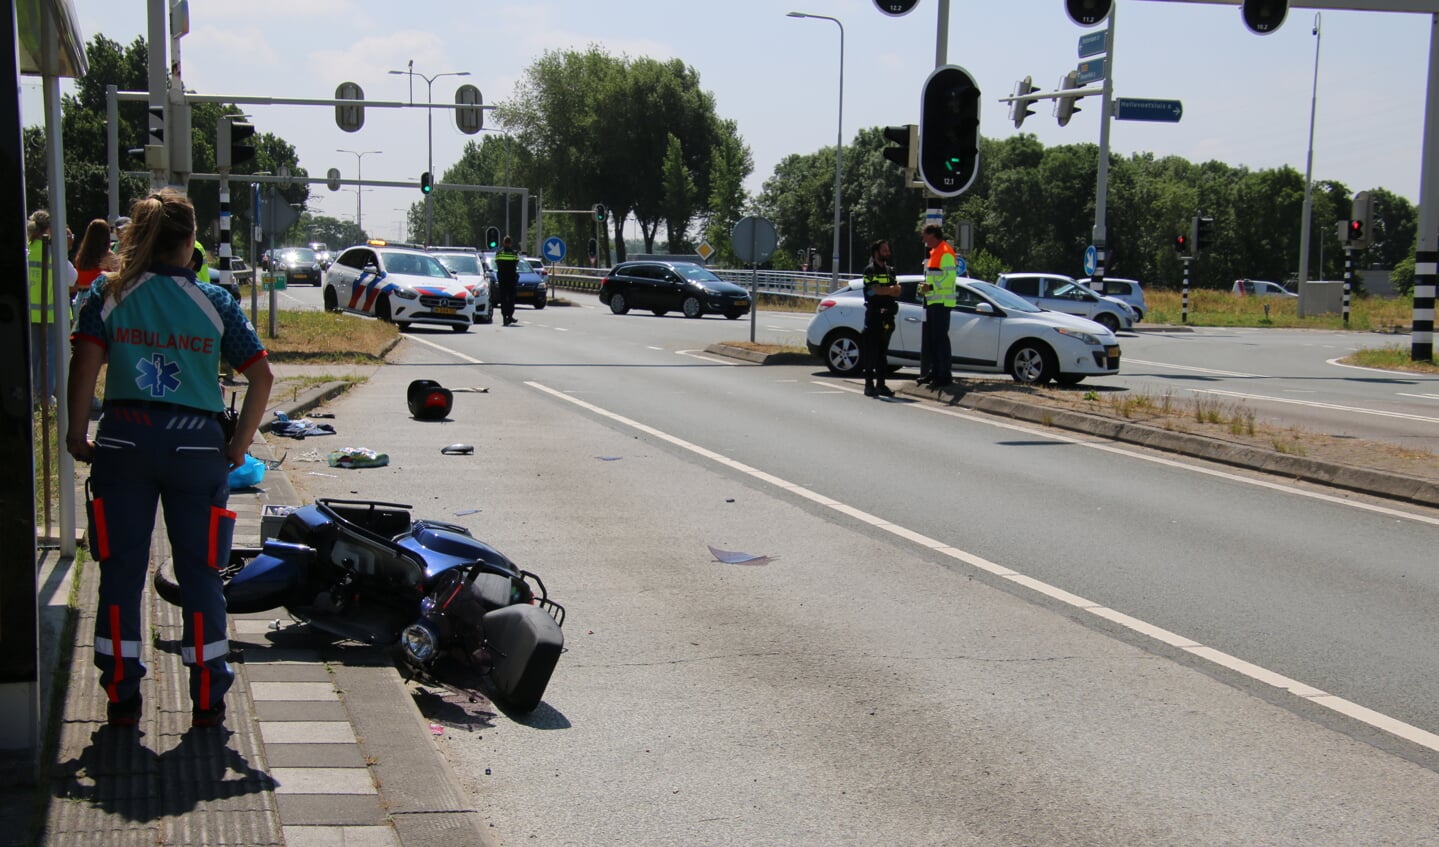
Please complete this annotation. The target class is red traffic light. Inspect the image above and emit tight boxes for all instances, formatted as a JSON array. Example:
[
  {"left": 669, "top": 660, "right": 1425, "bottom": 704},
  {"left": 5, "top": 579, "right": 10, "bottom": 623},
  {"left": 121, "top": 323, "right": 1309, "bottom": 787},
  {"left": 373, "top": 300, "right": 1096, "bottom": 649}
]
[
  {"left": 1347, "top": 219, "right": 1364, "bottom": 241},
  {"left": 1174, "top": 234, "right": 1188, "bottom": 252}
]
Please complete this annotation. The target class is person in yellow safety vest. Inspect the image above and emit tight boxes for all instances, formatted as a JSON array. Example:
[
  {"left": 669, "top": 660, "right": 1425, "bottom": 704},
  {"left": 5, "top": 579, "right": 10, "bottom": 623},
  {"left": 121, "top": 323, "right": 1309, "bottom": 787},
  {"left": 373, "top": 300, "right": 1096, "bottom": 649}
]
[
  {"left": 27, "top": 209, "right": 76, "bottom": 403},
  {"left": 194, "top": 240, "right": 211, "bottom": 282},
  {"left": 918, "top": 223, "right": 957, "bottom": 388}
]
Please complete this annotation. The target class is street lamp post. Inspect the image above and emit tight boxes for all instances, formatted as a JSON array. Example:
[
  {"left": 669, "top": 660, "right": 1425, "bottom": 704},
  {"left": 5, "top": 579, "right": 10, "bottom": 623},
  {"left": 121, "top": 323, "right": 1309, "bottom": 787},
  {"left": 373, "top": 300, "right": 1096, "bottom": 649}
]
[
  {"left": 1297, "top": 13, "right": 1322, "bottom": 291},
  {"left": 388, "top": 63, "right": 470, "bottom": 246},
  {"left": 336, "top": 148, "right": 381, "bottom": 234},
  {"left": 788, "top": 11, "right": 844, "bottom": 291}
]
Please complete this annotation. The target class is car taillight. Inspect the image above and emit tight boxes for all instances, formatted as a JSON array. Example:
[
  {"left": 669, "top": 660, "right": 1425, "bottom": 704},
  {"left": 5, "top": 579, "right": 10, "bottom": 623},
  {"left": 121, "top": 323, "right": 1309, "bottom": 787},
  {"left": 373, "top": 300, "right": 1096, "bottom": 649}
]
[{"left": 816, "top": 299, "right": 838, "bottom": 312}]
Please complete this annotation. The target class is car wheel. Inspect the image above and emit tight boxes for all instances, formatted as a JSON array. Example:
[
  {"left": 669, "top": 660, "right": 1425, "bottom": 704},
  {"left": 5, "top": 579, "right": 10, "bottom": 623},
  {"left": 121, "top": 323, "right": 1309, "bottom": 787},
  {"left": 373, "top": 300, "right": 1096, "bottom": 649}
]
[
  {"left": 724, "top": 311, "right": 744, "bottom": 320},
  {"left": 610, "top": 293, "right": 630, "bottom": 315},
  {"left": 1055, "top": 374, "right": 1086, "bottom": 386},
  {"left": 323, "top": 285, "right": 339, "bottom": 312},
  {"left": 822, "top": 328, "right": 863, "bottom": 376},
  {"left": 396, "top": 322, "right": 411, "bottom": 332},
  {"left": 1132, "top": 309, "right": 1144, "bottom": 323},
  {"left": 533, "top": 299, "right": 547, "bottom": 310},
  {"left": 451, "top": 323, "right": 469, "bottom": 333},
  {"left": 651, "top": 309, "right": 668, "bottom": 317},
  {"left": 1095, "top": 312, "right": 1120, "bottom": 333},
  {"left": 376, "top": 298, "right": 395, "bottom": 324},
  {"left": 682, "top": 296, "right": 703, "bottom": 319},
  {"left": 1008, "top": 341, "right": 1057, "bottom": 385}
]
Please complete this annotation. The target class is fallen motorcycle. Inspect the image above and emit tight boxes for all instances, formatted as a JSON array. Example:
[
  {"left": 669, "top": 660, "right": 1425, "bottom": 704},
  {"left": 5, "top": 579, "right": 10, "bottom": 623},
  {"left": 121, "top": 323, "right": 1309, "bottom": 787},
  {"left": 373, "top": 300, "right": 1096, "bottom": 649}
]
[{"left": 154, "top": 497, "right": 565, "bottom": 711}]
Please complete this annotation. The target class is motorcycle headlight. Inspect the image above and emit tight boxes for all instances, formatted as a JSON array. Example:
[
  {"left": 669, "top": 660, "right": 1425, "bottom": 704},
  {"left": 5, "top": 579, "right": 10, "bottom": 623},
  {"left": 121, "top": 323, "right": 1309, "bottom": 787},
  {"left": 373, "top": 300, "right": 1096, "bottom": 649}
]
[
  {"left": 393, "top": 288, "right": 419, "bottom": 300},
  {"left": 1054, "top": 326, "right": 1103, "bottom": 346},
  {"left": 401, "top": 620, "right": 440, "bottom": 664}
]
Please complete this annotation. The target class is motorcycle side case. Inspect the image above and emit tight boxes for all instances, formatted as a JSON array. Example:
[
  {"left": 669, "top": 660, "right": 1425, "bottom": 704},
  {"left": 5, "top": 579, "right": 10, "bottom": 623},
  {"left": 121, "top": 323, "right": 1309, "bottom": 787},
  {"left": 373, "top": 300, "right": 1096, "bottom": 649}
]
[
  {"left": 482, "top": 603, "right": 564, "bottom": 712},
  {"left": 226, "top": 539, "right": 316, "bottom": 614}
]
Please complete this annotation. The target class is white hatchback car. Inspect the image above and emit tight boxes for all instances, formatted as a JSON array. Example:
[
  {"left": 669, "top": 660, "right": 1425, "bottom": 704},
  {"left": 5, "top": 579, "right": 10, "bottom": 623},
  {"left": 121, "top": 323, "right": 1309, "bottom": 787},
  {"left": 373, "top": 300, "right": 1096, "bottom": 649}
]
[
  {"left": 996, "top": 272, "right": 1135, "bottom": 332},
  {"left": 324, "top": 241, "right": 475, "bottom": 332},
  {"left": 806, "top": 276, "right": 1121, "bottom": 386},
  {"left": 429, "top": 248, "right": 493, "bottom": 324},
  {"left": 1081, "top": 277, "right": 1147, "bottom": 322}
]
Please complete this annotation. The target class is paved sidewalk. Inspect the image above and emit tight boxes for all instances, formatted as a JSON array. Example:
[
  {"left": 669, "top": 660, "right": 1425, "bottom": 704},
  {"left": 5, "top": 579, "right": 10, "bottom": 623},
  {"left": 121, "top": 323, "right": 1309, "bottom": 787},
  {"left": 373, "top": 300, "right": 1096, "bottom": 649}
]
[{"left": 9, "top": 365, "right": 494, "bottom": 847}]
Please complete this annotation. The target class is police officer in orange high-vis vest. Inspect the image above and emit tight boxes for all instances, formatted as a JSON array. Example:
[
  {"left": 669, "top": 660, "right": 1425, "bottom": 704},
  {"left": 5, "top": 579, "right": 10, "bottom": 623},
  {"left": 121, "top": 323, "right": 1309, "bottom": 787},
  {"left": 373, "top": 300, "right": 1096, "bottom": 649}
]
[{"left": 919, "top": 223, "right": 957, "bottom": 387}]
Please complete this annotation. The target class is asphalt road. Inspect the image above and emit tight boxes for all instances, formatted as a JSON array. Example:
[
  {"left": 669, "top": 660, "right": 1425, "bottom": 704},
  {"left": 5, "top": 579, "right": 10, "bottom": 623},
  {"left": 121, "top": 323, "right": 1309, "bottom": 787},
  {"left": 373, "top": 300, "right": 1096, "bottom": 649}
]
[{"left": 281, "top": 300, "right": 1439, "bottom": 846}]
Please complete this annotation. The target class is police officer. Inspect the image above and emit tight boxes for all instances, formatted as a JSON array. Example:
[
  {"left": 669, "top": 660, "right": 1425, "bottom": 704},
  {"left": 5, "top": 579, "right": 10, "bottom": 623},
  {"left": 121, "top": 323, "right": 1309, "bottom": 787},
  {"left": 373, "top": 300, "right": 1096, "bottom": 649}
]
[
  {"left": 66, "top": 189, "right": 274, "bottom": 729},
  {"left": 494, "top": 235, "right": 520, "bottom": 326},
  {"left": 861, "top": 238, "right": 900, "bottom": 398},
  {"left": 919, "top": 224, "right": 957, "bottom": 388}
]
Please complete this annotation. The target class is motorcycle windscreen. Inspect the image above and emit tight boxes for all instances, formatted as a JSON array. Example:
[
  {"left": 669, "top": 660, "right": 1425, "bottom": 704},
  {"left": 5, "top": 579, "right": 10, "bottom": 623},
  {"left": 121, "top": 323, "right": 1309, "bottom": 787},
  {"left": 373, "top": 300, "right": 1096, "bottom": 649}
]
[{"left": 226, "top": 540, "right": 316, "bottom": 613}]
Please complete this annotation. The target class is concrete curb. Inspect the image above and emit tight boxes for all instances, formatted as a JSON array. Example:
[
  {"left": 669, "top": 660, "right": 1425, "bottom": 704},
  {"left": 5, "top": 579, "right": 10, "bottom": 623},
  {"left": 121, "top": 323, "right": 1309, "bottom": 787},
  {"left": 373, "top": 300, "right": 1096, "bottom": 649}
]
[{"left": 704, "top": 343, "right": 1439, "bottom": 507}]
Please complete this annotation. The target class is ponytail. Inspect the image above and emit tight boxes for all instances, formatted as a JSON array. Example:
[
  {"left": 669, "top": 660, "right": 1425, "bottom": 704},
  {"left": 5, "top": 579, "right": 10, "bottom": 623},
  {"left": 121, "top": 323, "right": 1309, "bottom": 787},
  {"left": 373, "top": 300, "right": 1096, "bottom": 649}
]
[{"left": 110, "top": 189, "right": 196, "bottom": 300}]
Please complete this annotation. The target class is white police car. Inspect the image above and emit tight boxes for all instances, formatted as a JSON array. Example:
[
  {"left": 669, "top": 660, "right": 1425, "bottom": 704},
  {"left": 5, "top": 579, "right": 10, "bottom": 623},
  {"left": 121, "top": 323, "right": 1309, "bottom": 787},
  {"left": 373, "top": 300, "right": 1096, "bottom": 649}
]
[{"left": 324, "top": 241, "right": 475, "bottom": 332}]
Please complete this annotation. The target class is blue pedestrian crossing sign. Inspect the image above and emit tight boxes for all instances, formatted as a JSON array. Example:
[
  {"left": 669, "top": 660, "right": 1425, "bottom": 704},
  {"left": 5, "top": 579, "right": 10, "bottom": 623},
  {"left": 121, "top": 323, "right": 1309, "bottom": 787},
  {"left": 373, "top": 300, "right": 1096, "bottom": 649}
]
[{"left": 542, "top": 236, "right": 566, "bottom": 263}]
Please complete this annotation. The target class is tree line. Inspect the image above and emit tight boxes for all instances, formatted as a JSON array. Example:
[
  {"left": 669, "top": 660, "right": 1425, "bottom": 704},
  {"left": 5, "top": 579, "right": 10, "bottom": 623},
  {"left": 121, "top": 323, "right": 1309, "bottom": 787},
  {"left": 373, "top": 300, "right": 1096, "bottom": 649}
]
[{"left": 31, "top": 37, "right": 1417, "bottom": 295}]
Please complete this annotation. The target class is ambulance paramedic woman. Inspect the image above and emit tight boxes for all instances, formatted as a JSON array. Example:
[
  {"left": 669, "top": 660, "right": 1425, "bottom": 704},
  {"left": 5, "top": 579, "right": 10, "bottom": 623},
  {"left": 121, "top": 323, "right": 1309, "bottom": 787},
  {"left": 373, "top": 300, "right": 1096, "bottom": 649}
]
[{"left": 65, "top": 189, "right": 274, "bottom": 728}]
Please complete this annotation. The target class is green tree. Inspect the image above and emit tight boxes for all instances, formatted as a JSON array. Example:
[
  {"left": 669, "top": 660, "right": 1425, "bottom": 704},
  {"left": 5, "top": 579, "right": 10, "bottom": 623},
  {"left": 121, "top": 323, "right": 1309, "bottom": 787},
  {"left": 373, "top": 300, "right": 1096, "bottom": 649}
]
[
  {"left": 660, "top": 134, "right": 697, "bottom": 252},
  {"left": 700, "top": 120, "right": 753, "bottom": 267}
]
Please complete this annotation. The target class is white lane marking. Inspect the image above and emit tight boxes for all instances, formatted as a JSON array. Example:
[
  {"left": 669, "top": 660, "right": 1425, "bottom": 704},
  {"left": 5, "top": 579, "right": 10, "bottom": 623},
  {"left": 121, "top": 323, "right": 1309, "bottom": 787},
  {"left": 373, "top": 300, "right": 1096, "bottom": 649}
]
[
  {"left": 1123, "top": 358, "right": 1261, "bottom": 378},
  {"left": 531, "top": 379, "right": 1439, "bottom": 755},
  {"left": 816, "top": 380, "right": 1439, "bottom": 527},
  {"left": 1324, "top": 356, "right": 1439, "bottom": 377},
  {"left": 677, "top": 349, "right": 742, "bottom": 365},
  {"left": 1398, "top": 393, "right": 1439, "bottom": 402},
  {"left": 407, "top": 334, "right": 487, "bottom": 363},
  {"left": 1186, "top": 387, "right": 1439, "bottom": 425}
]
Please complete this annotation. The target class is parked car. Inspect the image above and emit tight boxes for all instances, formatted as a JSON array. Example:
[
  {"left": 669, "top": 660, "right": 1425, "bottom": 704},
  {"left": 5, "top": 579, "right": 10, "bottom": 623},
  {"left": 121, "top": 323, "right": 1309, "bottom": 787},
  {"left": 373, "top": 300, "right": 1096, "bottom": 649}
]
[
  {"left": 599, "top": 260, "right": 751, "bottom": 319},
  {"left": 1233, "top": 278, "right": 1298, "bottom": 298},
  {"left": 1081, "top": 277, "right": 1147, "bottom": 322},
  {"left": 324, "top": 240, "right": 475, "bottom": 332},
  {"left": 806, "top": 275, "right": 1121, "bottom": 386},
  {"left": 995, "top": 272, "right": 1135, "bottom": 332},
  {"left": 429, "top": 246, "right": 493, "bottom": 324},
  {"left": 273, "top": 246, "right": 324, "bottom": 286},
  {"left": 481, "top": 252, "right": 548, "bottom": 309}
]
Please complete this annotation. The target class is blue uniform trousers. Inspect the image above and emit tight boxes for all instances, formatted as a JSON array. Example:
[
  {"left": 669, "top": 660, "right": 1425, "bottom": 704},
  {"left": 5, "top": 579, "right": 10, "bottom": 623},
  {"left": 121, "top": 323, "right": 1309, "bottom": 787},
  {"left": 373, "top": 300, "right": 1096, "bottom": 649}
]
[
  {"left": 87, "top": 403, "right": 235, "bottom": 710},
  {"left": 923, "top": 304, "right": 953, "bottom": 383}
]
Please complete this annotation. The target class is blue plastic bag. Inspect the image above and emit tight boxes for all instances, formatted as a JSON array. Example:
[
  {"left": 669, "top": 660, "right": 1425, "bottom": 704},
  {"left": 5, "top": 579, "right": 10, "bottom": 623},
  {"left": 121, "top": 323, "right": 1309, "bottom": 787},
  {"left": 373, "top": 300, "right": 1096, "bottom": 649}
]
[{"left": 228, "top": 453, "right": 267, "bottom": 490}]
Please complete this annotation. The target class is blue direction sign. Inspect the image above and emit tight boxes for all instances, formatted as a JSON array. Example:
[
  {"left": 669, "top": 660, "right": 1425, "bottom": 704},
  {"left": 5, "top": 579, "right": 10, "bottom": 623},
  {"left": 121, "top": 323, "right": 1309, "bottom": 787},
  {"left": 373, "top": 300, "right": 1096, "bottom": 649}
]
[
  {"left": 1076, "top": 59, "right": 1105, "bottom": 84},
  {"left": 954, "top": 255, "right": 968, "bottom": 277},
  {"left": 1078, "top": 30, "right": 1109, "bottom": 58},
  {"left": 1083, "top": 245, "right": 1097, "bottom": 276},
  {"left": 1114, "top": 98, "right": 1183, "bottom": 123},
  {"left": 542, "top": 236, "right": 566, "bottom": 263}
]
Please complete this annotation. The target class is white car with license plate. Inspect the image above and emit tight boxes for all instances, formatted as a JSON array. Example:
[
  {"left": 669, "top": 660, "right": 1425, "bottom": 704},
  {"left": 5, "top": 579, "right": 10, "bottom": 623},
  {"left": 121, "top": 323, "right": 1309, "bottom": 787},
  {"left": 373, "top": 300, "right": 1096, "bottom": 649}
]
[
  {"left": 429, "top": 247, "right": 493, "bottom": 324},
  {"left": 324, "top": 241, "right": 475, "bottom": 332},
  {"left": 806, "top": 276, "right": 1121, "bottom": 386}
]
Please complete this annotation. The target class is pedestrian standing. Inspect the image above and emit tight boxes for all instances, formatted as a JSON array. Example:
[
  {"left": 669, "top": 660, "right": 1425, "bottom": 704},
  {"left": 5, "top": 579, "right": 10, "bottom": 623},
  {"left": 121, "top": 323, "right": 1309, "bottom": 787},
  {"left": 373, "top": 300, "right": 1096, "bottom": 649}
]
[
  {"left": 66, "top": 189, "right": 274, "bottom": 729},
  {"left": 72, "top": 218, "right": 118, "bottom": 314},
  {"left": 918, "top": 224, "right": 957, "bottom": 387},
  {"left": 27, "top": 209, "right": 77, "bottom": 404},
  {"left": 494, "top": 235, "right": 520, "bottom": 326},
  {"left": 861, "top": 238, "right": 900, "bottom": 398}
]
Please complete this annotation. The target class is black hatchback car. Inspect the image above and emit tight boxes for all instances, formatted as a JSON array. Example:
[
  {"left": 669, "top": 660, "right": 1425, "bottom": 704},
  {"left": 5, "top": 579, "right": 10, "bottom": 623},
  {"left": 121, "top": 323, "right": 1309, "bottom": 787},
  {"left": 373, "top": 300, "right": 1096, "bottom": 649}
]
[{"left": 600, "top": 261, "right": 750, "bottom": 319}]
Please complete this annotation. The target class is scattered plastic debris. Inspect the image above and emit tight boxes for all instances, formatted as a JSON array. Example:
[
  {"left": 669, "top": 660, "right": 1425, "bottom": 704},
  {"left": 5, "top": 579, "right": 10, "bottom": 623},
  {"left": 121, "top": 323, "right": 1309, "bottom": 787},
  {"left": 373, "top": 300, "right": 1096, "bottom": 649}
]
[
  {"left": 451, "top": 387, "right": 490, "bottom": 393},
  {"left": 453, "top": 508, "right": 481, "bottom": 516},
  {"left": 596, "top": 456, "right": 622, "bottom": 461},
  {"left": 264, "top": 449, "right": 288, "bottom": 470},
  {"left": 429, "top": 723, "right": 445, "bottom": 736},
  {"left": 441, "top": 443, "right": 474, "bottom": 455},
  {"left": 271, "top": 411, "right": 338, "bottom": 439},
  {"left": 707, "top": 545, "right": 774, "bottom": 566},
  {"left": 327, "top": 447, "right": 389, "bottom": 469}
]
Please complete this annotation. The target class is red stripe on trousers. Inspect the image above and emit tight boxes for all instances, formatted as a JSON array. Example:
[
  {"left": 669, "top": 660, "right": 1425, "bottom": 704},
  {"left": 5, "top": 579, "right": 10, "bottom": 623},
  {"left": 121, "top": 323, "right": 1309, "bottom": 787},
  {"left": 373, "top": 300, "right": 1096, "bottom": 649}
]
[
  {"left": 193, "top": 611, "right": 210, "bottom": 709},
  {"left": 92, "top": 496, "right": 110, "bottom": 560},
  {"left": 208, "top": 507, "right": 237, "bottom": 568}
]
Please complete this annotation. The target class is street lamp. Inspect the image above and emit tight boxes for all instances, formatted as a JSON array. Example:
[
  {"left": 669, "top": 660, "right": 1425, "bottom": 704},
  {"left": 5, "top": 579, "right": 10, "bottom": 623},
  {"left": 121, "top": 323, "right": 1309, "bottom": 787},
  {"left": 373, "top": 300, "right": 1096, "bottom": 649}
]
[
  {"left": 336, "top": 148, "right": 381, "bottom": 233},
  {"left": 388, "top": 62, "right": 470, "bottom": 246},
  {"left": 1297, "top": 12, "right": 1322, "bottom": 289},
  {"left": 788, "top": 11, "right": 844, "bottom": 291}
]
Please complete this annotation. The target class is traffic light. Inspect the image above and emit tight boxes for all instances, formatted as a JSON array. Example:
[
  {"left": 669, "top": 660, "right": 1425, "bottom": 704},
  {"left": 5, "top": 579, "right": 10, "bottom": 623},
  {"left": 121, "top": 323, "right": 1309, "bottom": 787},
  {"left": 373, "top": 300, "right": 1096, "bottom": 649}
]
[
  {"left": 1174, "top": 233, "right": 1190, "bottom": 255},
  {"left": 1054, "top": 71, "right": 1083, "bottom": 127},
  {"left": 1241, "top": 0, "right": 1287, "bottom": 35},
  {"left": 1065, "top": 0, "right": 1112, "bottom": 26},
  {"left": 881, "top": 125, "right": 917, "bottom": 178},
  {"left": 1348, "top": 190, "right": 1373, "bottom": 248},
  {"left": 587, "top": 237, "right": 598, "bottom": 258},
  {"left": 1194, "top": 216, "right": 1215, "bottom": 254},
  {"left": 1009, "top": 76, "right": 1038, "bottom": 130},
  {"left": 485, "top": 226, "right": 500, "bottom": 250},
  {"left": 217, "top": 119, "right": 255, "bottom": 171},
  {"left": 919, "top": 64, "right": 981, "bottom": 197},
  {"left": 594, "top": 203, "right": 607, "bottom": 223},
  {"left": 420, "top": 172, "right": 433, "bottom": 194}
]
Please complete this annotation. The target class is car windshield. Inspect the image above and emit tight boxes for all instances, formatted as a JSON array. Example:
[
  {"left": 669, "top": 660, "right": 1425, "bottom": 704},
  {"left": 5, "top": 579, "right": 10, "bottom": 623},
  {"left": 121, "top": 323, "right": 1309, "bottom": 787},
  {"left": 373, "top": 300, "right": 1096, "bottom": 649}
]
[
  {"left": 968, "top": 281, "right": 1043, "bottom": 313},
  {"left": 1050, "top": 281, "right": 1096, "bottom": 300},
  {"left": 674, "top": 264, "right": 722, "bottom": 283},
  {"left": 280, "top": 248, "right": 316, "bottom": 263},
  {"left": 381, "top": 251, "right": 452, "bottom": 278},
  {"left": 517, "top": 259, "right": 534, "bottom": 273},
  {"left": 434, "top": 254, "right": 481, "bottom": 274}
]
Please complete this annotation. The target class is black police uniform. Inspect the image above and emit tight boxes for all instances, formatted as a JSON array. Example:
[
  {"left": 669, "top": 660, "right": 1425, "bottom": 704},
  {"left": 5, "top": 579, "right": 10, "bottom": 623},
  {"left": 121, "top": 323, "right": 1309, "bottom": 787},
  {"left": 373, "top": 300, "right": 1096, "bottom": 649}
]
[
  {"left": 494, "top": 246, "right": 520, "bottom": 324},
  {"left": 861, "top": 259, "right": 899, "bottom": 397}
]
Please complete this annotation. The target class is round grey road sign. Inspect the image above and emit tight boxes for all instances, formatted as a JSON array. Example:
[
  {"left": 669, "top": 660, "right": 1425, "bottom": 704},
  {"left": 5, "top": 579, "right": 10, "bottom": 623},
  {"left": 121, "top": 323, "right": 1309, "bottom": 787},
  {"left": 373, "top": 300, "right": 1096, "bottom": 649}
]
[{"left": 732, "top": 216, "right": 777, "bottom": 265}]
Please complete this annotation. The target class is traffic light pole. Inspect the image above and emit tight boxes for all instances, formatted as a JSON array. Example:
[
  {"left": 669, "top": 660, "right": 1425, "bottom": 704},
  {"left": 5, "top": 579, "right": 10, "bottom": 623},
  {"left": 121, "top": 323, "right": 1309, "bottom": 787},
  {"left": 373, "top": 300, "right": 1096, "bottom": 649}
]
[
  {"left": 1182, "top": 257, "right": 1192, "bottom": 325},
  {"left": 1090, "top": 5, "right": 1117, "bottom": 290},
  {"left": 1344, "top": 245, "right": 1353, "bottom": 327}
]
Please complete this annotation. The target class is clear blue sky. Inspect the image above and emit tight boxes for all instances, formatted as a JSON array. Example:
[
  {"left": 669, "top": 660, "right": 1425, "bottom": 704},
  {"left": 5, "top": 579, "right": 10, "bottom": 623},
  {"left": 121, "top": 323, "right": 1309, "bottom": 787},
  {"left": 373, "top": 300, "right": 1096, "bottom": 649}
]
[{"left": 21, "top": 0, "right": 1433, "bottom": 242}]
